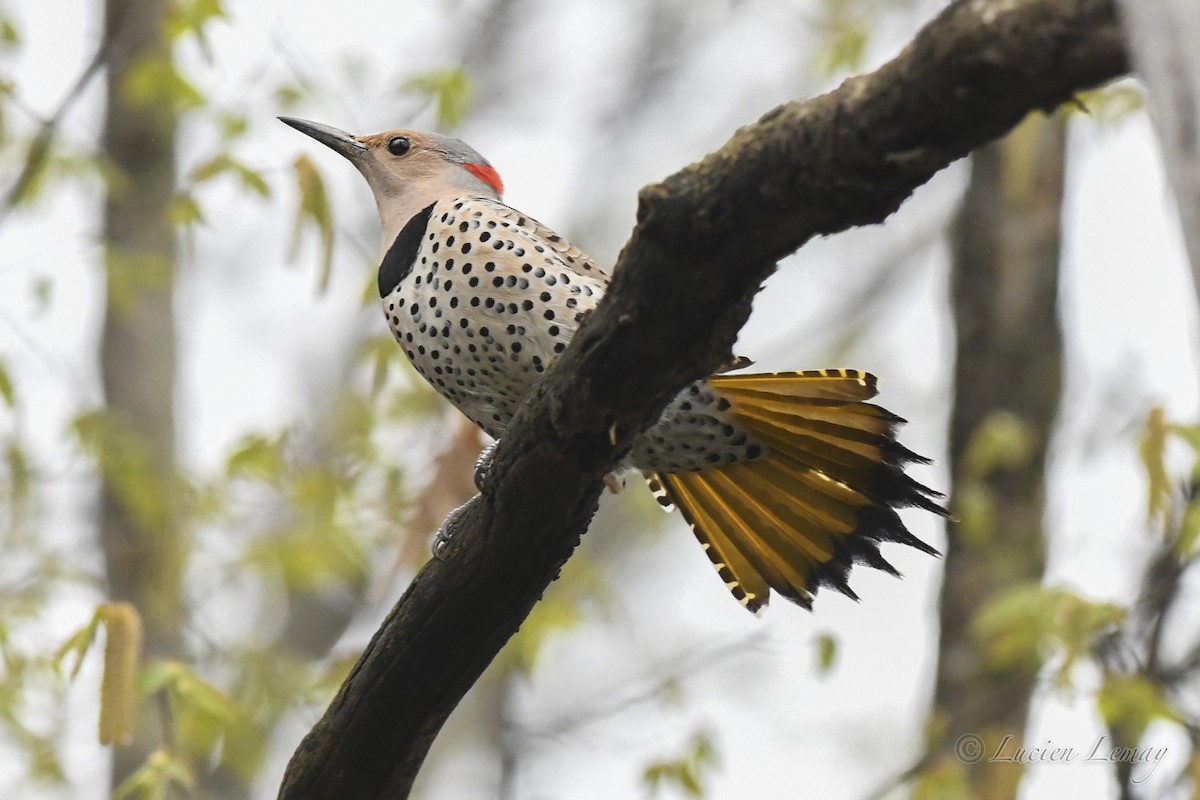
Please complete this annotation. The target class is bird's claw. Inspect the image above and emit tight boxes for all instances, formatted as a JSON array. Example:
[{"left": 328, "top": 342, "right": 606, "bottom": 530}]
[
  {"left": 433, "top": 495, "right": 478, "bottom": 560},
  {"left": 473, "top": 441, "right": 498, "bottom": 492}
]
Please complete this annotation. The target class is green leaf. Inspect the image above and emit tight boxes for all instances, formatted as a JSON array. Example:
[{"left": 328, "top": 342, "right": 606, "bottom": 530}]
[
  {"left": 814, "top": 631, "right": 838, "bottom": 676},
  {"left": 1098, "top": 675, "right": 1178, "bottom": 745},
  {"left": 641, "top": 733, "right": 717, "bottom": 798},
  {"left": 973, "top": 584, "right": 1124, "bottom": 684},
  {"left": 289, "top": 154, "right": 335, "bottom": 293},
  {"left": 1170, "top": 423, "right": 1200, "bottom": 488},
  {"left": 233, "top": 162, "right": 270, "bottom": 198},
  {"left": 188, "top": 154, "right": 269, "bottom": 198},
  {"left": 506, "top": 597, "right": 580, "bottom": 676},
  {"left": 274, "top": 83, "right": 306, "bottom": 110},
  {"left": 1140, "top": 407, "right": 1171, "bottom": 521},
  {"left": 189, "top": 153, "right": 234, "bottom": 184},
  {"left": 954, "top": 482, "right": 996, "bottom": 547},
  {"left": 1176, "top": 498, "right": 1200, "bottom": 559},
  {"left": 165, "top": 0, "right": 227, "bottom": 58},
  {"left": 104, "top": 248, "right": 175, "bottom": 316},
  {"left": 113, "top": 749, "right": 194, "bottom": 800},
  {"left": 1070, "top": 83, "right": 1145, "bottom": 122},
  {"left": 225, "top": 434, "right": 285, "bottom": 480},
  {"left": 139, "top": 659, "right": 186, "bottom": 697},
  {"left": 32, "top": 275, "right": 53, "bottom": 313},
  {"left": 972, "top": 583, "right": 1058, "bottom": 671},
  {"left": 0, "top": 18, "right": 18, "bottom": 48},
  {"left": 1169, "top": 423, "right": 1200, "bottom": 455},
  {"left": 811, "top": 1, "right": 870, "bottom": 76},
  {"left": 70, "top": 409, "right": 181, "bottom": 534},
  {"left": 172, "top": 668, "right": 235, "bottom": 725},
  {"left": 0, "top": 356, "right": 14, "bottom": 406},
  {"left": 121, "top": 54, "right": 205, "bottom": 114},
  {"left": 5, "top": 440, "right": 31, "bottom": 515},
  {"left": 217, "top": 111, "right": 248, "bottom": 142},
  {"left": 402, "top": 68, "right": 471, "bottom": 130},
  {"left": 54, "top": 608, "right": 104, "bottom": 679},
  {"left": 963, "top": 410, "right": 1037, "bottom": 477},
  {"left": 912, "top": 758, "right": 973, "bottom": 800},
  {"left": 246, "top": 518, "right": 367, "bottom": 591},
  {"left": 168, "top": 193, "right": 204, "bottom": 229}
]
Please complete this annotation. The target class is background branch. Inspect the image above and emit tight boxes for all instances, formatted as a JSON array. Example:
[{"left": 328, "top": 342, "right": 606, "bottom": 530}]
[
  {"left": 277, "top": 1, "right": 1129, "bottom": 797},
  {"left": 0, "top": 39, "right": 112, "bottom": 217}
]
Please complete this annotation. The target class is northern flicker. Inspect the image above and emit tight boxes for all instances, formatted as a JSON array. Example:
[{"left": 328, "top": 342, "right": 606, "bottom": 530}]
[{"left": 281, "top": 117, "right": 947, "bottom": 613}]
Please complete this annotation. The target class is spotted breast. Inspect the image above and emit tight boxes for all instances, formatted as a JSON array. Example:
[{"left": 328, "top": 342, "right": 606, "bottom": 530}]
[{"left": 380, "top": 196, "right": 763, "bottom": 472}]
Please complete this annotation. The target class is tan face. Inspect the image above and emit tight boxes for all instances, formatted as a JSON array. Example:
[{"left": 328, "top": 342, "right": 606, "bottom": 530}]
[{"left": 352, "top": 130, "right": 449, "bottom": 197}]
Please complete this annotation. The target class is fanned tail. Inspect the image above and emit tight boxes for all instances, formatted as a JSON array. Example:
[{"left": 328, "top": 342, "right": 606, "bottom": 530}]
[{"left": 647, "top": 369, "right": 947, "bottom": 613}]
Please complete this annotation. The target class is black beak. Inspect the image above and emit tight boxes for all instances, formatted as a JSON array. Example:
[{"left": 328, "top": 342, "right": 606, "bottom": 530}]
[{"left": 278, "top": 117, "right": 368, "bottom": 160}]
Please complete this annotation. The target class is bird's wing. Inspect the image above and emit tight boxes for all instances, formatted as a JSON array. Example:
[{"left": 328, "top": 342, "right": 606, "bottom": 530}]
[{"left": 470, "top": 197, "right": 609, "bottom": 284}]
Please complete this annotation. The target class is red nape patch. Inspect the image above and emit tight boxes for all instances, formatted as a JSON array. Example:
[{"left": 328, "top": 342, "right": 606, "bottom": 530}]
[{"left": 465, "top": 162, "right": 504, "bottom": 196}]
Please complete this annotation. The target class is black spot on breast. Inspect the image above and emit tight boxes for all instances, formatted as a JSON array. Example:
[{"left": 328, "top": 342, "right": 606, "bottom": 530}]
[{"left": 379, "top": 203, "right": 435, "bottom": 297}]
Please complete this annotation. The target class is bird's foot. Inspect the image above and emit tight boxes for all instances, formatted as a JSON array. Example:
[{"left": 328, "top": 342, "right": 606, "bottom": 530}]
[
  {"left": 433, "top": 495, "right": 478, "bottom": 561},
  {"left": 604, "top": 473, "right": 625, "bottom": 494},
  {"left": 473, "top": 441, "right": 498, "bottom": 492}
]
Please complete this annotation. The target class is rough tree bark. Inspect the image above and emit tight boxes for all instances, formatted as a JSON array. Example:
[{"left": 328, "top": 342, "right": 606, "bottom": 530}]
[
  {"left": 930, "top": 114, "right": 1067, "bottom": 798},
  {"left": 99, "top": 0, "right": 183, "bottom": 788},
  {"left": 278, "top": 1, "right": 1129, "bottom": 797}
]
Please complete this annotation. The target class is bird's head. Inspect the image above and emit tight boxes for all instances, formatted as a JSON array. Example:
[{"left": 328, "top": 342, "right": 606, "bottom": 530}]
[{"left": 279, "top": 117, "right": 504, "bottom": 252}]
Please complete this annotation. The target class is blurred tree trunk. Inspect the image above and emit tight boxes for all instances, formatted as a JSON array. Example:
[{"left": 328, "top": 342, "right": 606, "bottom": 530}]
[
  {"left": 929, "top": 114, "right": 1067, "bottom": 798},
  {"left": 100, "top": 0, "right": 182, "bottom": 789},
  {"left": 1117, "top": 0, "right": 1200, "bottom": 301}
]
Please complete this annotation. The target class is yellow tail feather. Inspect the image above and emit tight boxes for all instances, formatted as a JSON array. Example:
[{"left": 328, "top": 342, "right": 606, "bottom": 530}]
[{"left": 651, "top": 370, "right": 945, "bottom": 613}]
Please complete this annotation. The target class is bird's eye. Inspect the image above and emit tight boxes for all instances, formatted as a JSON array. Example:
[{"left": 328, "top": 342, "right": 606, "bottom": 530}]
[{"left": 387, "top": 136, "right": 411, "bottom": 156}]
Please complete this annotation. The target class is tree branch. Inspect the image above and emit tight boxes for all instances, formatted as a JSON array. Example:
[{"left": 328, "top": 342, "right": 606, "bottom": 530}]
[{"left": 277, "top": 1, "right": 1128, "bottom": 797}]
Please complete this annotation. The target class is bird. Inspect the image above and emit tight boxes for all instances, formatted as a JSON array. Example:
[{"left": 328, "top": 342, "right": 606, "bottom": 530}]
[{"left": 280, "top": 117, "right": 948, "bottom": 613}]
